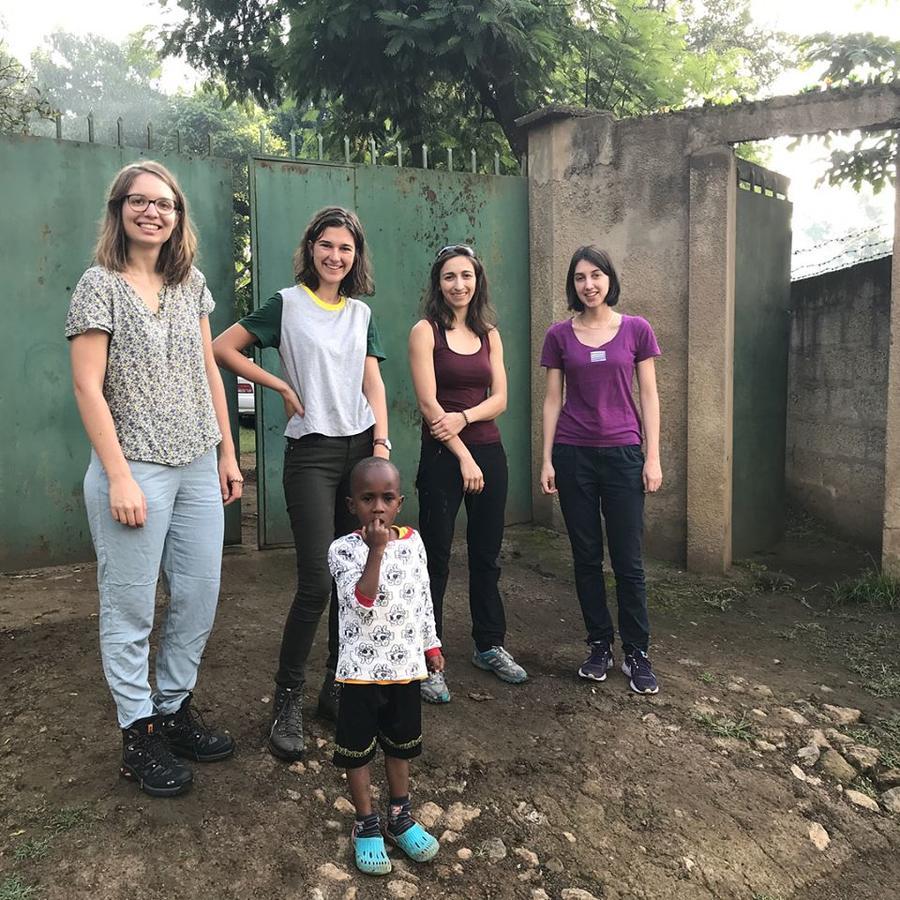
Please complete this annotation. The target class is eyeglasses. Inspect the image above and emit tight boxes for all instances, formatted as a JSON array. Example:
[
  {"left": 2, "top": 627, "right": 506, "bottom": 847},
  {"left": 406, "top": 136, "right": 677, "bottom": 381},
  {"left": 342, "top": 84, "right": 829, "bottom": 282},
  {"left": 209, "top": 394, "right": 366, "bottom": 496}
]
[
  {"left": 124, "top": 194, "right": 179, "bottom": 215},
  {"left": 435, "top": 244, "right": 474, "bottom": 259}
]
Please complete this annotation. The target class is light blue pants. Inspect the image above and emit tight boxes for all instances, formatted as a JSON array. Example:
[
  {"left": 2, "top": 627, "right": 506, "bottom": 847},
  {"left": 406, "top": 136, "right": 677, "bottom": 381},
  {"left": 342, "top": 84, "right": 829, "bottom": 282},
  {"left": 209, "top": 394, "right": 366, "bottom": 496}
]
[{"left": 84, "top": 449, "right": 224, "bottom": 727}]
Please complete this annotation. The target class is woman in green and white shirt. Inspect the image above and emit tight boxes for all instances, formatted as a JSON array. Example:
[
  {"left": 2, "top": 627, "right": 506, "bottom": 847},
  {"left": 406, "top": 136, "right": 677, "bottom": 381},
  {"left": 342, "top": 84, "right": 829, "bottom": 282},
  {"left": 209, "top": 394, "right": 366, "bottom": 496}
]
[{"left": 213, "top": 206, "right": 389, "bottom": 762}]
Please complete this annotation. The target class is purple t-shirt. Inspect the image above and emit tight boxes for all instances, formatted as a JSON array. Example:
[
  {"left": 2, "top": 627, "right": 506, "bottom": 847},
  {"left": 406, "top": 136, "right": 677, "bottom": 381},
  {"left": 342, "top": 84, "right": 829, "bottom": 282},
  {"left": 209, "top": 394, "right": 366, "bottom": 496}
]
[{"left": 540, "top": 315, "right": 660, "bottom": 447}]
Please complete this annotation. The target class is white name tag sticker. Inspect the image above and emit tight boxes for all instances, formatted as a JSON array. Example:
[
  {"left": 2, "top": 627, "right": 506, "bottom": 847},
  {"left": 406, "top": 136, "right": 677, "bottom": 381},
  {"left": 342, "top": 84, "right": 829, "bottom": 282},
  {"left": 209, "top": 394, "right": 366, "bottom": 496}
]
[{"left": 590, "top": 350, "right": 607, "bottom": 362}]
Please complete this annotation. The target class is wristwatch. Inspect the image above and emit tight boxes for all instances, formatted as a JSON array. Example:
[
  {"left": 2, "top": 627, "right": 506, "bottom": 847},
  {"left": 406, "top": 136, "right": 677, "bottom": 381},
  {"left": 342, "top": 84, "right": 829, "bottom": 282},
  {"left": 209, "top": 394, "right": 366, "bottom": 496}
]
[{"left": 373, "top": 437, "right": 392, "bottom": 451}]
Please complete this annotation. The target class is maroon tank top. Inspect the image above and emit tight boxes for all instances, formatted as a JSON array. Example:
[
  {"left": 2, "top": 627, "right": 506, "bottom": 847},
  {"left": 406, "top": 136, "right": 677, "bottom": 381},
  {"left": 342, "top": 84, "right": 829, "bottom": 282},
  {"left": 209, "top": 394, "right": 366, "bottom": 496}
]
[{"left": 423, "top": 320, "right": 501, "bottom": 446}]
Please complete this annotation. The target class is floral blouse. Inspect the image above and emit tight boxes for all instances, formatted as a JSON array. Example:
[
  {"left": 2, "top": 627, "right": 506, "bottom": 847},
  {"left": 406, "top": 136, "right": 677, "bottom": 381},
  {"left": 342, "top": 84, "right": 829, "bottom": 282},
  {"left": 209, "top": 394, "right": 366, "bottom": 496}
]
[{"left": 65, "top": 265, "right": 221, "bottom": 466}]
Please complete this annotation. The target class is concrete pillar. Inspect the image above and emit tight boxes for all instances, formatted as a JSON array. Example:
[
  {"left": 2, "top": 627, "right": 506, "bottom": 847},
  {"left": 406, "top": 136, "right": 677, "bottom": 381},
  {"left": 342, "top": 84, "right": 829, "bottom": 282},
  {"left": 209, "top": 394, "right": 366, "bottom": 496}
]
[
  {"left": 686, "top": 147, "right": 737, "bottom": 573},
  {"left": 882, "top": 176, "right": 900, "bottom": 576}
]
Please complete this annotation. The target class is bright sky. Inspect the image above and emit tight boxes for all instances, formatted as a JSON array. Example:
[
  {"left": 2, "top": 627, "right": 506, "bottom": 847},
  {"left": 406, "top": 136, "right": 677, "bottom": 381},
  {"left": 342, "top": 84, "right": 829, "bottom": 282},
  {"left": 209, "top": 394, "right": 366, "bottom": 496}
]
[{"left": 2, "top": 0, "right": 897, "bottom": 265}]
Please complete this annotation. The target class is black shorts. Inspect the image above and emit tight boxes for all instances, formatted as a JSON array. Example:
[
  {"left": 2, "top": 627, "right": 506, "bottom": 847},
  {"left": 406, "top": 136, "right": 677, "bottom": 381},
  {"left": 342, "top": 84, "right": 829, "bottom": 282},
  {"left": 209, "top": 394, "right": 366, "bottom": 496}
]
[{"left": 333, "top": 681, "right": 423, "bottom": 769}]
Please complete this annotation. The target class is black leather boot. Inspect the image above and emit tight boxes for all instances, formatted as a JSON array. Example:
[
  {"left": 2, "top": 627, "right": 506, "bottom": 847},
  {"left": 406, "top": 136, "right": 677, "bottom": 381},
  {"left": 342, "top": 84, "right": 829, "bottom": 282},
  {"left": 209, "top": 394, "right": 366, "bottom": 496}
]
[
  {"left": 121, "top": 715, "right": 193, "bottom": 797},
  {"left": 269, "top": 685, "right": 305, "bottom": 760},
  {"left": 159, "top": 693, "right": 235, "bottom": 762}
]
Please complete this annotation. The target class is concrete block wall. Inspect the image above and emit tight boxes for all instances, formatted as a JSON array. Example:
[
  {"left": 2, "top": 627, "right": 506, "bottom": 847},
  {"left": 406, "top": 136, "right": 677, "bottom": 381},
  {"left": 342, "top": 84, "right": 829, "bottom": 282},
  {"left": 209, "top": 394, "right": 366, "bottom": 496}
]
[{"left": 786, "top": 256, "right": 892, "bottom": 548}]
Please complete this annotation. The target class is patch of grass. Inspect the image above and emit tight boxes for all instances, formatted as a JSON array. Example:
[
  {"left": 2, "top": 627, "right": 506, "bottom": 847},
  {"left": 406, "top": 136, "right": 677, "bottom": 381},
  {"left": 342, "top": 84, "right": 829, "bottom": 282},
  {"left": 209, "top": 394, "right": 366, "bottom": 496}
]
[
  {"left": 774, "top": 621, "right": 825, "bottom": 641},
  {"left": 699, "top": 671, "right": 717, "bottom": 684},
  {"left": 239, "top": 426, "right": 256, "bottom": 455},
  {"left": 0, "top": 876, "right": 38, "bottom": 900},
  {"left": 853, "top": 775, "right": 879, "bottom": 799},
  {"left": 695, "top": 712, "right": 757, "bottom": 742},
  {"left": 846, "top": 714, "right": 900, "bottom": 769},
  {"left": 699, "top": 586, "right": 746, "bottom": 612},
  {"left": 829, "top": 568, "right": 900, "bottom": 611},
  {"left": 13, "top": 837, "right": 51, "bottom": 862},
  {"left": 844, "top": 625, "right": 900, "bottom": 699},
  {"left": 44, "top": 804, "right": 91, "bottom": 833}
]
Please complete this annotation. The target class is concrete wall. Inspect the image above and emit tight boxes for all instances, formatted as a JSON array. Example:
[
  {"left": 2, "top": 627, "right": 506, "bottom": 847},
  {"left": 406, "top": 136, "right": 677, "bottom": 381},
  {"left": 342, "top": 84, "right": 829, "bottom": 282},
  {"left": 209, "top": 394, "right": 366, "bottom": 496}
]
[{"left": 786, "top": 256, "right": 892, "bottom": 548}]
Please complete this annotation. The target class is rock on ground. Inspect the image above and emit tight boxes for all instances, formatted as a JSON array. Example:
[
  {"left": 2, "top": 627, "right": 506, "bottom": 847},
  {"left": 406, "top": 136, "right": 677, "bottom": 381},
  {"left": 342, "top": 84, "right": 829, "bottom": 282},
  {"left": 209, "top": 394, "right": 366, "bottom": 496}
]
[
  {"left": 880, "top": 787, "right": 900, "bottom": 814},
  {"left": 808, "top": 822, "right": 830, "bottom": 851},
  {"left": 386, "top": 881, "right": 418, "bottom": 899},
  {"left": 333, "top": 797, "right": 355, "bottom": 815},
  {"left": 845, "top": 744, "right": 880, "bottom": 774},
  {"left": 316, "top": 863, "right": 352, "bottom": 882},
  {"left": 797, "top": 744, "right": 821, "bottom": 767},
  {"left": 776, "top": 707, "right": 809, "bottom": 726},
  {"left": 822, "top": 704, "right": 862, "bottom": 726},
  {"left": 480, "top": 837, "right": 508, "bottom": 862},
  {"left": 845, "top": 789, "right": 880, "bottom": 812},
  {"left": 515, "top": 847, "right": 540, "bottom": 868},
  {"left": 415, "top": 801, "right": 443, "bottom": 829},
  {"left": 876, "top": 769, "right": 900, "bottom": 789},
  {"left": 819, "top": 749, "right": 858, "bottom": 784},
  {"left": 457, "top": 848, "right": 473, "bottom": 861},
  {"left": 561, "top": 890, "right": 601, "bottom": 900}
]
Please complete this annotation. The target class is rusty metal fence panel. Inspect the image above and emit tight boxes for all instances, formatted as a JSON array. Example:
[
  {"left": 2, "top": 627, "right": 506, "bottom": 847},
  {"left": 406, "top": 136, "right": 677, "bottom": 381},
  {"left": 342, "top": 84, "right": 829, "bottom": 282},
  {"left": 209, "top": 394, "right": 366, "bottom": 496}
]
[
  {"left": 249, "top": 157, "right": 531, "bottom": 547},
  {"left": 0, "top": 134, "right": 238, "bottom": 570}
]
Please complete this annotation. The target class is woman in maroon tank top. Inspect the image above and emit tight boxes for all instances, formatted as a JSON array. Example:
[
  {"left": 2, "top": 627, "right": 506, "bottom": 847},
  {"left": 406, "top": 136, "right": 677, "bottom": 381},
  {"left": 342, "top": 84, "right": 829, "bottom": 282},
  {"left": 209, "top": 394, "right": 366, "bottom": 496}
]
[{"left": 408, "top": 245, "right": 528, "bottom": 705}]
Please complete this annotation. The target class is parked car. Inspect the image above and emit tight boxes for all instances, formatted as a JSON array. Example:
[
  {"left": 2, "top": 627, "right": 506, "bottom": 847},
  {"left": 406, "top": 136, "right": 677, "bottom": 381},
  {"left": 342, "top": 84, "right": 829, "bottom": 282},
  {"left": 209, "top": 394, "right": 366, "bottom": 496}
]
[{"left": 237, "top": 375, "right": 255, "bottom": 422}]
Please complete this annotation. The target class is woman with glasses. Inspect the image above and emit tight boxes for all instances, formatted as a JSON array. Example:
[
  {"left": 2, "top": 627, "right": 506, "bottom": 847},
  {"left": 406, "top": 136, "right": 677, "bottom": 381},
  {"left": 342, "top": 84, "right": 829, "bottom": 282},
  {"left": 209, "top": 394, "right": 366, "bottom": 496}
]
[
  {"left": 408, "top": 244, "right": 527, "bottom": 705},
  {"left": 213, "top": 207, "right": 388, "bottom": 761},
  {"left": 540, "top": 246, "right": 662, "bottom": 695},
  {"left": 66, "top": 161, "right": 239, "bottom": 797}
]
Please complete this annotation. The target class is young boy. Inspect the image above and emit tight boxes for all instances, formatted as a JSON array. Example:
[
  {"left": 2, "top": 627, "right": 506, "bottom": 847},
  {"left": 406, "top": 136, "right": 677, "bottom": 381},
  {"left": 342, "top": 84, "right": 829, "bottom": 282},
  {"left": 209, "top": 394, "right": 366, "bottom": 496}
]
[{"left": 327, "top": 457, "right": 444, "bottom": 876}]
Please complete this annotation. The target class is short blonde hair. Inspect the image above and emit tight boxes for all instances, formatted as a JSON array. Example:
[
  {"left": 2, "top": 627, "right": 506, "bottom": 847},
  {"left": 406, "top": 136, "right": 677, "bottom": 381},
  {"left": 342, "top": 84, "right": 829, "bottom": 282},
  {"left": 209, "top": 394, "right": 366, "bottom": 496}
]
[{"left": 95, "top": 160, "right": 197, "bottom": 285}]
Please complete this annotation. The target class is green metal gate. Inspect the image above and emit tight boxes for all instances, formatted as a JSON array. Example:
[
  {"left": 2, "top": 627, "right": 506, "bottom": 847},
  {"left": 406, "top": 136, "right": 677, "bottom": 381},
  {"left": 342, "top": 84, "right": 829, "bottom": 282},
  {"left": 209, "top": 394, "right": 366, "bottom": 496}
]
[
  {"left": 731, "top": 161, "right": 793, "bottom": 557},
  {"left": 249, "top": 157, "right": 531, "bottom": 547},
  {"left": 0, "top": 134, "right": 239, "bottom": 571}
]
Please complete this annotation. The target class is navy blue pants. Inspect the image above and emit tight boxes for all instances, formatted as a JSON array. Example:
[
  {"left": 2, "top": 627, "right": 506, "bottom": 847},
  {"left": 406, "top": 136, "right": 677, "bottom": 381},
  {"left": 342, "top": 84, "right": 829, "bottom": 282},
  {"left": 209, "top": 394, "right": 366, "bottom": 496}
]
[{"left": 552, "top": 443, "right": 650, "bottom": 653}]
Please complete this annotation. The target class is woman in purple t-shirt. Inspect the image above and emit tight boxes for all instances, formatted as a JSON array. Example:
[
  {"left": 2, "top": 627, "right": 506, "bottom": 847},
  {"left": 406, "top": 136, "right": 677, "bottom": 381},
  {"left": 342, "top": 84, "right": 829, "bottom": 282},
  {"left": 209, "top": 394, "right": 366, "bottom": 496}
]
[
  {"left": 409, "top": 245, "right": 528, "bottom": 705},
  {"left": 540, "top": 246, "right": 662, "bottom": 694}
]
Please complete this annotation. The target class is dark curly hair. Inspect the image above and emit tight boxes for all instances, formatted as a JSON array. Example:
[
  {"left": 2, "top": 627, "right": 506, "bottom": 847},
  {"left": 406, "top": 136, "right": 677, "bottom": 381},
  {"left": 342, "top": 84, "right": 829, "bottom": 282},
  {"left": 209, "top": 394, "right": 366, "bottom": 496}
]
[{"left": 423, "top": 245, "right": 496, "bottom": 337}]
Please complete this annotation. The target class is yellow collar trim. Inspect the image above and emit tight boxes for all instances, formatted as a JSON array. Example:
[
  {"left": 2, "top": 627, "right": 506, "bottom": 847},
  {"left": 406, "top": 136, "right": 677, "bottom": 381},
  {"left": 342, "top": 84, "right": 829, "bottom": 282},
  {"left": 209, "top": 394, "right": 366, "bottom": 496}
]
[{"left": 301, "top": 282, "right": 345, "bottom": 311}]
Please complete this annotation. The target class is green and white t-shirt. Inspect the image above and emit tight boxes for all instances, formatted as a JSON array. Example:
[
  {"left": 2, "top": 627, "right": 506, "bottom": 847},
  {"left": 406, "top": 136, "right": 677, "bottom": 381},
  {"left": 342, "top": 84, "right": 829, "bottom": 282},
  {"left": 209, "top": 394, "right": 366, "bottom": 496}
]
[{"left": 240, "top": 283, "right": 386, "bottom": 439}]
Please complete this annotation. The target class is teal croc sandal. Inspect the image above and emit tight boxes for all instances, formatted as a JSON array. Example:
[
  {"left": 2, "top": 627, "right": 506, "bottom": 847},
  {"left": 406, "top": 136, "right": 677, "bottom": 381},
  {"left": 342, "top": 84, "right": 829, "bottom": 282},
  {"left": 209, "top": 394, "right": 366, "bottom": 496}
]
[
  {"left": 352, "top": 830, "right": 392, "bottom": 876},
  {"left": 386, "top": 822, "right": 439, "bottom": 863}
]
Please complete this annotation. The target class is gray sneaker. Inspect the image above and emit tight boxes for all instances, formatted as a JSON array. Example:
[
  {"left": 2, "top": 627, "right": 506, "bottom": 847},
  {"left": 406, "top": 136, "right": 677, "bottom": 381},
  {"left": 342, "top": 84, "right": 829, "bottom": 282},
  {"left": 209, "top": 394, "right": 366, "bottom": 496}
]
[
  {"left": 472, "top": 646, "right": 528, "bottom": 684},
  {"left": 420, "top": 671, "right": 451, "bottom": 704}
]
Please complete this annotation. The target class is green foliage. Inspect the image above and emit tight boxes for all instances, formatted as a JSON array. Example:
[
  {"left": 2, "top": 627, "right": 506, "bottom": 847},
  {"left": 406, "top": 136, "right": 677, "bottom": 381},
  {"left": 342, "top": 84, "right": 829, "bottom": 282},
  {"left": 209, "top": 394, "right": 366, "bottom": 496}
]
[
  {"left": 0, "top": 876, "right": 37, "bottom": 900},
  {"left": 695, "top": 712, "right": 757, "bottom": 742},
  {"left": 846, "top": 714, "right": 900, "bottom": 769},
  {"left": 163, "top": 0, "right": 794, "bottom": 163},
  {"left": 13, "top": 837, "right": 51, "bottom": 862},
  {"left": 829, "top": 568, "right": 900, "bottom": 611},
  {"left": 798, "top": 32, "right": 899, "bottom": 193},
  {"left": 0, "top": 43, "right": 54, "bottom": 133}
]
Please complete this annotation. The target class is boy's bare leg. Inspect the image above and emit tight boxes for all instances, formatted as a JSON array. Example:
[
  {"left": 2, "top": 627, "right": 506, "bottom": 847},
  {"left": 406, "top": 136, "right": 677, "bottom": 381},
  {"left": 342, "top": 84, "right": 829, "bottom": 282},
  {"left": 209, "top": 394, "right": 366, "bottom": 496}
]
[
  {"left": 348, "top": 765, "right": 374, "bottom": 816},
  {"left": 385, "top": 756, "right": 410, "bottom": 799}
]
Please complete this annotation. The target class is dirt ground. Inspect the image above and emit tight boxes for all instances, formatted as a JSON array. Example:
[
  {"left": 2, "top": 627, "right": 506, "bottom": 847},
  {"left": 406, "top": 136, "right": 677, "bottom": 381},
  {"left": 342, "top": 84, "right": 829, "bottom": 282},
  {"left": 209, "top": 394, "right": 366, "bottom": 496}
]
[{"left": 2, "top": 465, "right": 899, "bottom": 900}]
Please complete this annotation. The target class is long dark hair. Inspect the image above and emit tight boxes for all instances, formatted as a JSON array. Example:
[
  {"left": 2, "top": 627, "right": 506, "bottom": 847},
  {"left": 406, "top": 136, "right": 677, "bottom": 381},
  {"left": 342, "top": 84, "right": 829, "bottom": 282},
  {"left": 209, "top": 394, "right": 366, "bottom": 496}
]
[
  {"left": 423, "top": 245, "right": 496, "bottom": 337},
  {"left": 292, "top": 206, "right": 374, "bottom": 297},
  {"left": 566, "top": 245, "right": 621, "bottom": 310}
]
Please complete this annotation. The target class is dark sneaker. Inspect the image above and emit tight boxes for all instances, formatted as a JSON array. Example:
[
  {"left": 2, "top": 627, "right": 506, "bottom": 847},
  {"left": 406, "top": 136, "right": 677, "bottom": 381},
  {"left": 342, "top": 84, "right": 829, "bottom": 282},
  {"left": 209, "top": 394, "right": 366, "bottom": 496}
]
[
  {"left": 121, "top": 715, "right": 193, "bottom": 797},
  {"left": 578, "top": 641, "right": 614, "bottom": 681},
  {"left": 472, "top": 646, "right": 528, "bottom": 684},
  {"left": 269, "top": 685, "right": 305, "bottom": 760},
  {"left": 622, "top": 650, "right": 659, "bottom": 694},
  {"left": 159, "top": 693, "right": 235, "bottom": 762},
  {"left": 316, "top": 672, "right": 341, "bottom": 722}
]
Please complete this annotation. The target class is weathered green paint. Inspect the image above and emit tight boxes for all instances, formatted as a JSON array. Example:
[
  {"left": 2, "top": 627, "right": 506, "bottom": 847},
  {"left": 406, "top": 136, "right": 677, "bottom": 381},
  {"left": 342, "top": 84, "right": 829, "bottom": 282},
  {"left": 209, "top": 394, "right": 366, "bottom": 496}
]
[
  {"left": 0, "top": 135, "right": 238, "bottom": 571},
  {"left": 249, "top": 157, "right": 531, "bottom": 547},
  {"left": 732, "top": 172, "right": 793, "bottom": 557}
]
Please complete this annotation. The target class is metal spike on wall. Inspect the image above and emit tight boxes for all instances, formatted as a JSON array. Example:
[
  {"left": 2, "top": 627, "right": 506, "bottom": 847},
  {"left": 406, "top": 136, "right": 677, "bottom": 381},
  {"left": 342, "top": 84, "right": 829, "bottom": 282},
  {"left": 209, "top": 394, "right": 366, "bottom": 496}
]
[
  {"left": 422, "top": 144, "right": 428, "bottom": 169},
  {"left": 207, "top": 133, "right": 213, "bottom": 155},
  {"left": 494, "top": 152, "right": 500, "bottom": 176},
  {"left": 116, "top": 117, "right": 123, "bottom": 148},
  {"left": 369, "top": 138, "right": 377, "bottom": 166},
  {"left": 344, "top": 135, "right": 351, "bottom": 164},
  {"left": 290, "top": 130, "right": 297, "bottom": 158},
  {"left": 146, "top": 122, "right": 153, "bottom": 150},
  {"left": 471, "top": 149, "right": 476, "bottom": 174},
  {"left": 397, "top": 143, "right": 403, "bottom": 168},
  {"left": 87, "top": 112, "right": 94, "bottom": 143},
  {"left": 447, "top": 147, "right": 453, "bottom": 171},
  {"left": 317, "top": 134, "right": 324, "bottom": 161},
  {"left": 175, "top": 130, "right": 181, "bottom": 154},
  {"left": 259, "top": 126, "right": 266, "bottom": 153},
  {"left": 55, "top": 113, "right": 62, "bottom": 140}
]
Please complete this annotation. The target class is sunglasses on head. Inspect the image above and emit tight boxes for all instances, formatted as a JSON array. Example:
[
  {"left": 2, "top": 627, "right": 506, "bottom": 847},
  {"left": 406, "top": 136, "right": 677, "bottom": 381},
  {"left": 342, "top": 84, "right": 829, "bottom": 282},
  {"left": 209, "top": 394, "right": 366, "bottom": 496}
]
[{"left": 435, "top": 244, "right": 475, "bottom": 260}]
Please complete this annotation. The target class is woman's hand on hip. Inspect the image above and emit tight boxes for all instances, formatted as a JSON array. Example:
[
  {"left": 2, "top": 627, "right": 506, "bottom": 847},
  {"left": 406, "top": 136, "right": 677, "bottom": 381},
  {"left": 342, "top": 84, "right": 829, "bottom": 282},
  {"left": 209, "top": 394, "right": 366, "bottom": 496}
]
[
  {"left": 219, "top": 453, "right": 244, "bottom": 506},
  {"left": 429, "top": 411, "right": 466, "bottom": 442},
  {"left": 372, "top": 443, "right": 390, "bottom": 460},
  {"left": 279, "top": 383, "right": 305, "bottom": 420},
  {"left": 108, "top": 473, "right": 147, "bottom": 528},
  {"left": 643, "top": 459, "right": 662, "bottom": 493},
  {"left": 539, "top": 461, "right": 557, "bottom": 495},
  {"left": 460, "top": 457, "right": 484, "bottom": 494}
]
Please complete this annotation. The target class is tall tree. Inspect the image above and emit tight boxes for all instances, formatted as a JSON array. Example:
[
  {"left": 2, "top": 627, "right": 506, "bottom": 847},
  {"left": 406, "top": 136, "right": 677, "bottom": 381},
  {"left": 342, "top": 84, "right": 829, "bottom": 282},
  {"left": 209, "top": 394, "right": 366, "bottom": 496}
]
[
  {"left": 0, "top": 42, "right": 54, "bottom": 133},
  {"left": 798, "top": 31, "right": 898, "bottom": 193}
]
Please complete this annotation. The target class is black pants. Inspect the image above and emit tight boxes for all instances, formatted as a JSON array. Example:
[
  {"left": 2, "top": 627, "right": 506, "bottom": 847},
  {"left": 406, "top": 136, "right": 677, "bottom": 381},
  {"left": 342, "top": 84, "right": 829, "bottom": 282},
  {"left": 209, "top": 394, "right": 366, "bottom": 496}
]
[
  {"left": 276, "top": 429, "right": 373, "bottom": 688},
  {"left": 416, "top": 440, "right": 507, "bottom": 652},
  {"left": 552, "top": 443, "right": 650, "bottom": 653}
]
